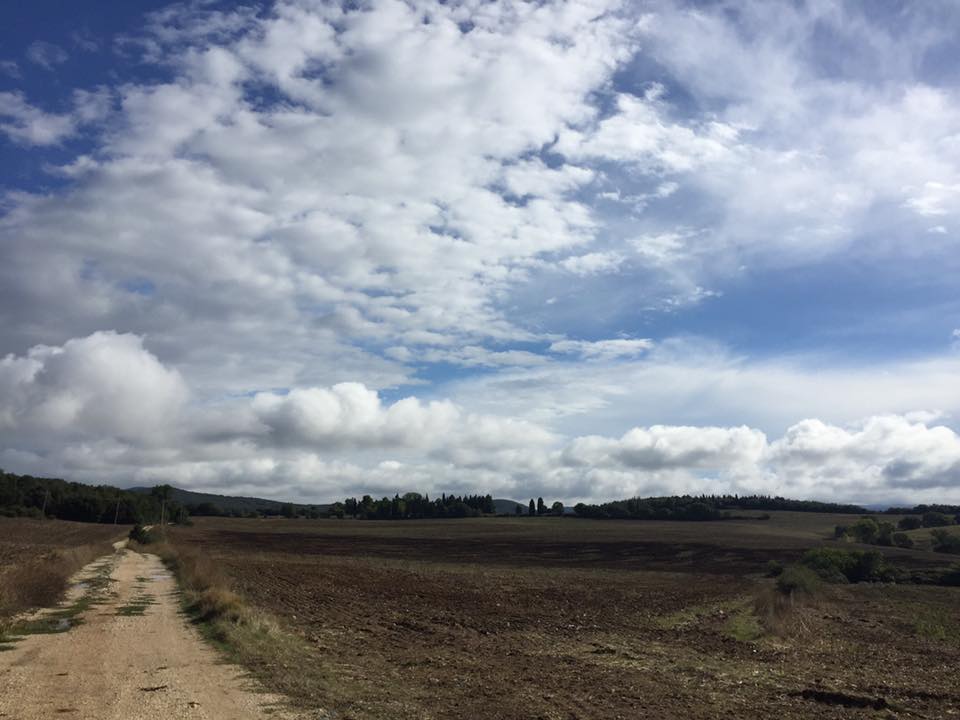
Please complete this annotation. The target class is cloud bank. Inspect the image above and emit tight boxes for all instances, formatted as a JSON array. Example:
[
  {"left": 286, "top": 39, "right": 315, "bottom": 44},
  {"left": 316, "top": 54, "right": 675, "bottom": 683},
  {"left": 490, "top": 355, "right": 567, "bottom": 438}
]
[{"left": 1, "top": 331, "right": 958, "bottom": 505}]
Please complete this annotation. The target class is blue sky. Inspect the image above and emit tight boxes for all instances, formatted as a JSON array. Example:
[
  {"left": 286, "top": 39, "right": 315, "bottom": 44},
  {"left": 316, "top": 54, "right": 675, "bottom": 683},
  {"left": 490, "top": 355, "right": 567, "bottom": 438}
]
[{"left": 1, "top": 0, "right": 959, "bottom": 505}]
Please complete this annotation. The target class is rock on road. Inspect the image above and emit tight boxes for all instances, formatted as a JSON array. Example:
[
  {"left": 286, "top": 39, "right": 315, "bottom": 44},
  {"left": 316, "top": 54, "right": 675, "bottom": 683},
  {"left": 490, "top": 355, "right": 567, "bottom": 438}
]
[{"left": 0, "top": 549, "right": 304, "bottom": 719}]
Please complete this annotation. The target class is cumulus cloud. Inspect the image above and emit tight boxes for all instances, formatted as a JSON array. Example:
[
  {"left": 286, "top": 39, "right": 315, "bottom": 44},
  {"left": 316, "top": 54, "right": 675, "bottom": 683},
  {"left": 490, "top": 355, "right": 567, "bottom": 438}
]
[
  {"left": 561, "top": 425, "right": 767, "bottom": 472},
  {"left": 2, "top": 331, "right": 959, "bottom": 504},
  {"left": 769, "top": 416, "right": 960, "bottom": 496},
  {"left": 0, "top": 332, "right": 187, "bottom": 443}
]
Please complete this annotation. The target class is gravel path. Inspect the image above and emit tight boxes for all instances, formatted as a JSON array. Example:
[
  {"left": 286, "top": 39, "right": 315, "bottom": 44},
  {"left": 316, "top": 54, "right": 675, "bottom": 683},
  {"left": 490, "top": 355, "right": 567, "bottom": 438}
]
[{"left": 0, "top": 548, "right": 303, "bottom": 719}]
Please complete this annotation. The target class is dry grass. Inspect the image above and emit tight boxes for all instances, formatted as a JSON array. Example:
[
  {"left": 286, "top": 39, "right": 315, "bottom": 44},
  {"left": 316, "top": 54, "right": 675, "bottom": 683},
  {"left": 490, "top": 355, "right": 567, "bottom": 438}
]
[
  {"left": 146, "top": 540, "right": 325, "bottom": 708},
  {"left": 0, "top": 544, "right": 109, "bottom": 622}
]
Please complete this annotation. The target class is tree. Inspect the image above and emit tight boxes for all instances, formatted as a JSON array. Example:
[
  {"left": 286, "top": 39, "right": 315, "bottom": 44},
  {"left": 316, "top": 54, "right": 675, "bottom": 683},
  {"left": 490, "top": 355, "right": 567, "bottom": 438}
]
[
  {"left": 930, "top": 529, "right": 960, "bottom": 554},
  {"left": 898, "top": 516, "right": 922, "bottom": 530},
  {"left": 891, "top": 532, "right": 914, "bottom": 549},
  {"left": 536, "top": 497, "right": 546, "bottom": 515},
  {"left": 849, "top": 517, "right": 880, "bottom": 544},
  {"left": 528, "top": 499, "right": 535, "bottom": 516},
  {"left": 551, "top": 501, "right": 564, "bottom": 515},
  {"left": 923, "top": 512, "right": 954, "bottom": 528},
  {"left": 151, "top": 485, "right": 173, "bottom": 527},
  {"left": 514, "top": 504, "right": 522, "bottom": 516}
]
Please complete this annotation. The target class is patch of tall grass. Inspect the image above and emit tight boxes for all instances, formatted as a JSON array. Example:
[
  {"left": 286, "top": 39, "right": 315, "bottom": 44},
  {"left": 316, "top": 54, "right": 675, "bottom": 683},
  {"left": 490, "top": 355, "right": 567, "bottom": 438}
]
[{"left": 0, "top": 544, "right": 108, "bottom": 621}]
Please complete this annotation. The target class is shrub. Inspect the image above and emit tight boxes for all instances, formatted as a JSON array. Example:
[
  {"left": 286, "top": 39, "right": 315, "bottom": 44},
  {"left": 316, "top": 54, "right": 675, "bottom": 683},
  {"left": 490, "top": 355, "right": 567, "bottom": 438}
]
[
  {"left": 800, "top": 547, "right": 892, "bottom": 583},
  {"left": 765, "top": 560, "right": 784, "bottom": 577},
  {"left": 776, "top": 566, "right": 822, "bottom": 596},
  {"left": 876, "top": 521, "right": 896, "bottom": 546},
  {"left": 898, "top": 516, "right": 922, "bottom": 531},
  {"left": 833, "top": 525, "right": 848, "bottom": 539},
  {"left": 891, "top": 532, "right": 914, "bottom": 549},
  {"left": 940, "top": 565, "right": 960, "bottom": 586},
  {"left": 930, "top": 529, "right": 960, "bottom": 554},
  {"left": 128, "top": 524, "right": 155, "bottom": 545},
  {"left": 849, "top": 517, "right": 880, "bottom": 544},
  {"left": 922, "top": 512, "right": 955, "bottom": 528}
]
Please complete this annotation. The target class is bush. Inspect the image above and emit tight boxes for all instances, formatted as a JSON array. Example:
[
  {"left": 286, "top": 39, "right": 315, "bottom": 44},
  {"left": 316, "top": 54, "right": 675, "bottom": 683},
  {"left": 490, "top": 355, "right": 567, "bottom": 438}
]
[
  {"left": 930, "top": 529, "right": 960, "bottom": 554},
  {"left": 891, "top": 532, "right": 914, "bottom": 549},
  {"left": 848, "top": 517, "right": 880, "bottom": 544},
  {"left": 941, "top": 565, "right": 960, "bottom": 586},
  {"left": 765, "top": 560, "right": 784, "bottom": 577},
  {"left": 800, "top": 547, "right": 892, "bottom": 583},
  {"left": 776, "top": 566, "right": 822, "bottom": 596},
  {"left": 922, "top": 512, "right": 954, "bottom": 528},
  {"left": 898, "top": 516, "right": 922, "bottom": 531},
  {"left": 876, "top": 521, "right": 896, "bottom": 546},
  {"left": 128, "top": 524, "right": 156, "bottom": 545}
]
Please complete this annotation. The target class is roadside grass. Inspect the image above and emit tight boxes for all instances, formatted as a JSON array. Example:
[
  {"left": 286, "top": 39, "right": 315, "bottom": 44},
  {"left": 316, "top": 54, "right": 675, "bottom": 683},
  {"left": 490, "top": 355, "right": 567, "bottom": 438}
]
[
  {"left": 0, "top": 544, "right": 110, "bottom": 620},
  {"left": 146, "top": 540, "right": 337, "bottom": 712},
  {"left": 0, "top": 554, "right": 117, "bottom": 648}
]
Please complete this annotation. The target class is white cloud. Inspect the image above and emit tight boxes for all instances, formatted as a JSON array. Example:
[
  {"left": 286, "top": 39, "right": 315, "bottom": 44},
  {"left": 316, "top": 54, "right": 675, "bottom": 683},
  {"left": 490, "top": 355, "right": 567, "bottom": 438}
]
[
  {"left": 0, "top": 92, "right": 76, "bottom": 146},
  {"left": 905, "top": 182, "right": 960, "bottom": 217},
  {"left": 0, "top": 332, "right": 187, "bottom": 443},
  {"left": 562, "top": 424, "right": 766, "bottom": 472},
  {"left": 26, "top": 41, "right": 68, "bottom": 70},
  {"left": 559, "top": 251, "right": 626, "bottom": 276},
  {"left": 0, "top": 89, "right": 112, "bottom": 146},
  {"left": 769, "top": 415, "right": 960, "bottom": 496},
  {"left": 0, "top": 60, "right": 20, "bottom": 79},
  {"left": 550, "top": 338, "right": 653, "bottom": 361}
]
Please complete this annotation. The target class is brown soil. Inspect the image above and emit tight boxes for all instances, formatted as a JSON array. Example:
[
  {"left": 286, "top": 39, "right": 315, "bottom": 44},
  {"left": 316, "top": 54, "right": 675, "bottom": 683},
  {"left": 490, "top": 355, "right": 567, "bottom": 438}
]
[{"left": 168, "top": 516, "right": 960, "bottom": 720}]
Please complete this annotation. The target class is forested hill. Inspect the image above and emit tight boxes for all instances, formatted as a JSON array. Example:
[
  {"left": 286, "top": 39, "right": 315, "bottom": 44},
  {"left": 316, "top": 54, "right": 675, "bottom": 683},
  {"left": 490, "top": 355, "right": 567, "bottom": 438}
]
[
  {"left": 127, "top": 486, "right": 327, "bottom": 518},
  {"left": 0, "top": 471, "right": 178, "bottom": 524},
  {"left": 0, "top": 471, "right": 322, "bottom": 523}
]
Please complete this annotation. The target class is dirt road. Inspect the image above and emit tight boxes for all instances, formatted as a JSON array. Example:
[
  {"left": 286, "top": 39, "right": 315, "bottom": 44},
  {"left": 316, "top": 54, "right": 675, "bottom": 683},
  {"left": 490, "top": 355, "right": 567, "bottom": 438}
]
[{"left": 0, "top": 549, "right": 304, "bottom": 719}]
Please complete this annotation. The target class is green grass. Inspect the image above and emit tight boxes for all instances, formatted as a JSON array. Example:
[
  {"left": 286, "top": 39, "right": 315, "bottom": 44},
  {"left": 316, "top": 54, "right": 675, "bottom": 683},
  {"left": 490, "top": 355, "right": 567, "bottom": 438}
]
[
  {"left": 723, "top": 603, "right": 764, "bottom": 642},
  {"left": 914, "top": 609, "right": 960, "bottom": 644},
  {"left": 116, "top": 594, "right": 157, "bottom": 616}
]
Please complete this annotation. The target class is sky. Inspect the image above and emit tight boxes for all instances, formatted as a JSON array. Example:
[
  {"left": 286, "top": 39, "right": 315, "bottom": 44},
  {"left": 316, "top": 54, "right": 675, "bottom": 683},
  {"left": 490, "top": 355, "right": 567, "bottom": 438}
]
[{"left": 1, "top": 0, "right": 959, "bottom": 506}]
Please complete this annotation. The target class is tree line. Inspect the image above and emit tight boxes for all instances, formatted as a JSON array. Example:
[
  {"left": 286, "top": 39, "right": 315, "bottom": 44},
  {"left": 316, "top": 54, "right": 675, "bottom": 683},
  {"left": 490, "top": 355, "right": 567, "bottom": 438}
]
[
  {"left": 571, "top": 494, "right": 868, "bottom": 521},
  {"left": 330, "top": 493, "right": 496, "bottom": 519},
  {"left": 0, "top": 470, "right": 185, "bottom": 525}
]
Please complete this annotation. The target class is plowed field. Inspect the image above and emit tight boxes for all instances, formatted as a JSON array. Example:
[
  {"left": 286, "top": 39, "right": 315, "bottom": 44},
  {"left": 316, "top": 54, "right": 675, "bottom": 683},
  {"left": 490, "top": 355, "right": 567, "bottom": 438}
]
[{"left": 170, "top": 515, "right": 960, "bottom": 719}]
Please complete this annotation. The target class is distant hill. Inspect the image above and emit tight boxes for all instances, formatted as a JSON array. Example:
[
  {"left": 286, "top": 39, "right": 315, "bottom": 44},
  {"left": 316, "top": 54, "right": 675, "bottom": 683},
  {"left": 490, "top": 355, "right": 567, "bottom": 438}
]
[
  {"left": 493, "top": 498, "right": 526, "bottom": 515},
  {"left": 127, "top": 486, "right": 327, "bottom": 516}
]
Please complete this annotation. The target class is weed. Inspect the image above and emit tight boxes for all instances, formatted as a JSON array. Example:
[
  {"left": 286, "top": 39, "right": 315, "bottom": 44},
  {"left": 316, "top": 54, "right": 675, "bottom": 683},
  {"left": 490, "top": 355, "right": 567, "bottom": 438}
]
[
  {"left": 776, "top": 565, "right": 822, "bottom": 596},
  {"left": 723, "top": 602, "right": 764, "bottom": 641},
  {"left": 914, "top": 609, "right": 960, "bottom": 644}
]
